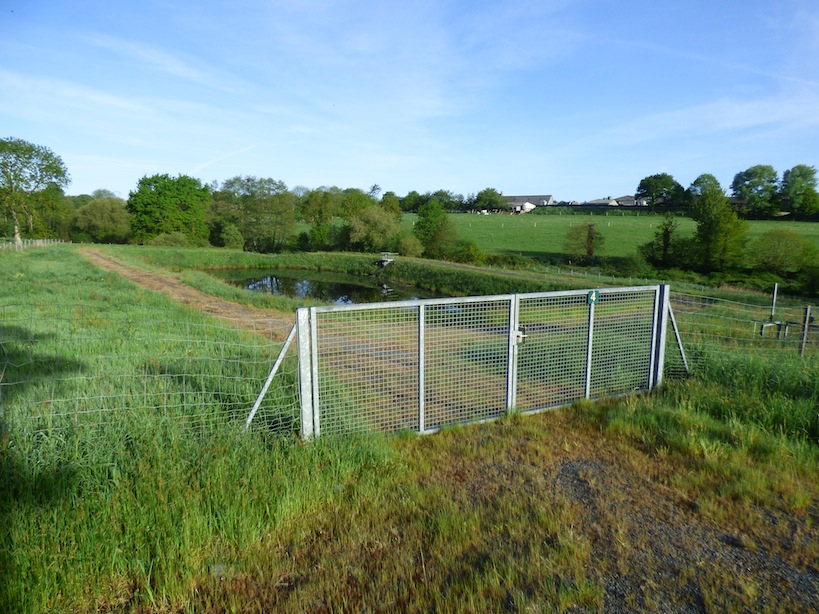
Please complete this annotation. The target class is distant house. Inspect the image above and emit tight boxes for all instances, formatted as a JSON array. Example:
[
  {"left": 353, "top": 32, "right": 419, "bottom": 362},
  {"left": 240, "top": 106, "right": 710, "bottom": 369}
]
[
  {"left": 615, "top": 195, "right": 650, "bottom": 207},
  {"left": 584, "top": 197, "right": 619, "bottom": 207},
  {"left": 505, "top": 195, "right": 556, "bottom": 209}
]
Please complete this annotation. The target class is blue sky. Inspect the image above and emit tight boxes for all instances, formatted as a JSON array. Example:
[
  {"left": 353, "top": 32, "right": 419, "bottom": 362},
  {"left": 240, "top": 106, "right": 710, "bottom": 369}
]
[{"left": 2, "top": 0, "right": 818, "bottom": 201}]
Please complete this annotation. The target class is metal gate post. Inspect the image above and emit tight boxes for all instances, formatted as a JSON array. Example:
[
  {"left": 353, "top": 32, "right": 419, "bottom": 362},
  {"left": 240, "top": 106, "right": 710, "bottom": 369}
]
[
  {"left": 650, "top": 285, "right": 670, "bottom": 389},
  {"left": 296, "top": 307, "right": 315, "bottom": 440},
  {"left": 308, "top": 307, "right": 321, "bottom": 438},
  {"left": 584, "top": 300, "right": 595, "bottom": 399},
  {"left": 506, "top": 294, "right": 520, "bottom": 414},
  {"left": 418, "top": 304, "right": 426, "bottom": 433}
]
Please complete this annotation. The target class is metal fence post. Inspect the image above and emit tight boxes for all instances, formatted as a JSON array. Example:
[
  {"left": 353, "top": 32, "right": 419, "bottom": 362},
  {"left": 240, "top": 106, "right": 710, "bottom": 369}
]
[
  {"left": 506, "top": 294, "right": 519, "bottom": 414},
  {"left": 800, "top": 305, "right": 812, "bottom": 358},
  {"left": 418, "top": 304, "right": 426, "bottom": 433},
  {"left": 650, "top": 284, "right": 670, "bottom": 389},
  {"left": 584, "top": 299, "right": 595, "bottom": 399},
  {"left": 296, "top": 307, "right": 315, "bottom": 440}
]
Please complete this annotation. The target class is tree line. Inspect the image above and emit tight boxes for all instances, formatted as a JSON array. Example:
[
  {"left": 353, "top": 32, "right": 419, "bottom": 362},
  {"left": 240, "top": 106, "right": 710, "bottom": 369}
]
[
  {"left": 635, "top": 164, "right": 819, "bottom": 218},
  {"left": 0, "top": 137, "right": 514, "bottom": 263},
  {"left": 2, "top": 137, "right": 818, "bottom": 294}
]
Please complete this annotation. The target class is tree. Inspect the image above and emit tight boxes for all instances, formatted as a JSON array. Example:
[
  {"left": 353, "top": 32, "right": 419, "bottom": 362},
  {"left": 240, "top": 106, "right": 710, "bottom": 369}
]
[
  {"left": 779, "top": 164, "right": 819, "bottom": 216},
  {"left": 400, "top": 190, "right": 424, "bottom": 213},
  {"left": 380, "top": 191, "right": 402, "bottom": 220},
  {"left": 347, "top": 206, "right": 400, "bottom": 252},
  {"left": 338, "top": 188, "right": 374, "bottom": 220},
  {"left": 92, "top": 188, "right": 117, "bottom": 200},
  {"left": 414, "top": 199, "right": 458, "bottom": 259},
  {"left": 72, "top": 197, "right": 132, "bottom": 243},
  {"left": 751, "top": 229, "right": 816, "bottom": 275},
  {"left": 635, "top": 173, "right": 684, "bottom": 211},
  {"left": 639, "top": 213, "right": 682, "bottom": 268},
  {"left": 127, "top": 174, "right": 210, "bottom": 244},
  {"left": 690, "top": 174, "right": 746, "bottom": 271},
  {"left": 0, "top": 137, "right": 70, "bottom": 245},
  {"left": 564, "top": 222, "right": 605, "bottom": 265},
  {"left": 472, "top": 187, "right": 507, "bottom": 212},
  {"left": 300, "top": 188, "right": 337, "bottom": 249},
  {"left": 211, "top": 176, "right": 295, "bottom": 252},
  {"left": 731, "top": 164, "right": 779, "bottom": 217}
]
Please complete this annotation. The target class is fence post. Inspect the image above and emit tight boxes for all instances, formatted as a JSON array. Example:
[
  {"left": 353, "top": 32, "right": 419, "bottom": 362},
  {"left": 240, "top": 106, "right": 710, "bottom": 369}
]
[
  {"left": 800, "top": 305, "right": 812, "bottom": 358},
  {"left": 650, "top": 285, "right": 670, "bottom": 389},
  {"left": 584, "top": 298, "right": 595, "bottom": 399},
  {"left": 296, "top": 307, "right": 315, "bottom": 440},
  {"left": 506, "top": 294, "right": 519, "bottom": 414},
  {"left": 770, "top": 283, "right": 778, "bottom": 322},
  {"left": 418, "top": 304, "right": 425, "bottom": 433}
]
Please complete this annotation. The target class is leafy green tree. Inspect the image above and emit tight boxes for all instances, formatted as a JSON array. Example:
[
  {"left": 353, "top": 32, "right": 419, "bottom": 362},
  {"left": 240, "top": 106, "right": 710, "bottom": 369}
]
[
  {"left": 0, "top": 137, "right": 70, "bottom": 245},
  {"left": 751, "top": 229, "right": 816, "bottom": 275},
  {"left": 127, "top": 174, "right": 210, "bottom": 244},
  {"left": 72, "top": 197, "right": 132, "bottom": 243},
  {"left": 338, "top": 188, "right": 374, "bottom": 220},
  {"left": 635, "top": 173, "right": 684, "bottom": 210},
  {"left": 300, "top": 188, "right": 338, "bottom": 249},
  {"left": 67, "top": 194, "right": 93, "bottom": 208},
  {"left": 380, "top": 191, "right": 402, "bottom": 220},
  {"left": 347, "top": 205, "right": 400, "bottom": 252},
  {"left": 211, "top": 176, "right": 295, "bottom": 252},
  {"left": 414, "top": 199, "right": 458, "bottom": 259},
  {"left": 639, "top": 213, "right": 683, "bottom": 268},
  {"left": 400, "top": 190, "right": 424, "bottom": 213},
  {"left": 35, "top": 185, "right": 74, "bottom": 240},
  {"left": 690, "top": 174, "right": 746, "bottom": 271},
  {"left": 218, "top": 222, "right": 244, "bottom": 249},
  {"left": 731, "top": 164, "right": 779, "bottom": 217},
  {"left": 472, "top": 187, "right": 507, "bottom": 212},
  {"left": 779, "top": 164, "right": 819, "bottom": 216},
  {"left": 564, "top": 222, "right": 605, "bottom": 265}
]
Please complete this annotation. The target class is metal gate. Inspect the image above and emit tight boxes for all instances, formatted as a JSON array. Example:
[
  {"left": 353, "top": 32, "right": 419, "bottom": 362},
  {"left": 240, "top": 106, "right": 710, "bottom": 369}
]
[{"left": 296, "top": 285, "right": 670, "bottom": 438}]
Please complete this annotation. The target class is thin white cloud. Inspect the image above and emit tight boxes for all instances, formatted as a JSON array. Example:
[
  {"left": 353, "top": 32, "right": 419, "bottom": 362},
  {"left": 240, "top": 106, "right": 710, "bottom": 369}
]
[
  {"left": 0, "top": 69, "right": 150, "bottom": 115},
  {"left": 85, "top": 34, "right": 236, "bottom": 91},
  {"left": 604, "top": 92, "right": 819, "bottom": 146},
  {"left": 188, "top": 146, "right": 256, "bottom": 175}
]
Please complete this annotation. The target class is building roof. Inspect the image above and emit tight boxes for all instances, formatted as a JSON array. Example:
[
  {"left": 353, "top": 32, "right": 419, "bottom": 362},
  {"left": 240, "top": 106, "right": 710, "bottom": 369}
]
[{"left": 505, "top": 195, "right": 554, "bottom": 205}]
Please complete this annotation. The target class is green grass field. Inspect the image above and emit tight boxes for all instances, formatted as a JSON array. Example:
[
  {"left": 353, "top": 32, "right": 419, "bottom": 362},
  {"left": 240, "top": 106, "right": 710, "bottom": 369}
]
[
  {"left": 402, "top": 212, "right": 819, "bottom": 262},
  {"left": 1, "top": 245, "right": 817, "bottom": 611}
]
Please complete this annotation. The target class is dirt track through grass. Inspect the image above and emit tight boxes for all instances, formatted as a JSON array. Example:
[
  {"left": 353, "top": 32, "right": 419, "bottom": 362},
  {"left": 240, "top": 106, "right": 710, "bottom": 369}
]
[{"left": 80, "top": 248, "right": 295, "bottom": 340}]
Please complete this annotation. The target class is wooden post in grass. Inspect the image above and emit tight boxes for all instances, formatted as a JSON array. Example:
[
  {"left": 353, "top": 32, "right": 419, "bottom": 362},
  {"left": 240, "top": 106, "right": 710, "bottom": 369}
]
[{"left": 800, "top": 305, "right": 812, "bottom": 358}]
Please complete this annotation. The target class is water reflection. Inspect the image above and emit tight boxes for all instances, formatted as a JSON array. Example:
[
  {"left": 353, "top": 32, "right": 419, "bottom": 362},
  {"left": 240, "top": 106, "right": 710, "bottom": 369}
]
[{"left": 220, "top": 269, "right": 441, "bottom": 304}]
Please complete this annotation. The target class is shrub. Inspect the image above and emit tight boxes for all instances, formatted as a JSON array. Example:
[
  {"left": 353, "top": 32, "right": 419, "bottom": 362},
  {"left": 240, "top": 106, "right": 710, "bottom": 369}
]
[{"left": 146, "top": 231, "right": 191, "bottom": 247}]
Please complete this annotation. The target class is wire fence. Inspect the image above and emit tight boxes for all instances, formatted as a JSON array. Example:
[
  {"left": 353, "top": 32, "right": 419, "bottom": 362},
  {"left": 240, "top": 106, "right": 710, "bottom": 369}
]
[
  {"left": 1, "top": 287, "right": 815, "bottom": 441},
  {"left": 0, "top": 239, "right": 65, "bottom": 252},
  {"left": 0, "top": 302, "right": 300, "bottom": 438},
  {"left": 668, "top": 292, "right": 817, "bottom": 375}
]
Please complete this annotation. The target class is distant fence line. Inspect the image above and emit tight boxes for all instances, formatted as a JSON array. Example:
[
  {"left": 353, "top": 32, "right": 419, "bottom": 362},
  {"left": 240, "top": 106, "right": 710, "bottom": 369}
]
[
  {"left": 1, "top": 286, "right": 816, "bottom": 441},
  {"left": 0, "top": 239, "right": 65, "bottom": 252}
]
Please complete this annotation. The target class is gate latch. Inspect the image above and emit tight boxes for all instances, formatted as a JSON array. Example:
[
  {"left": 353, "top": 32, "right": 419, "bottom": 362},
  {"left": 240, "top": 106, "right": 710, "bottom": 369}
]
[{"left": 515, "top": 325, "right": 527, "bottom": 345}]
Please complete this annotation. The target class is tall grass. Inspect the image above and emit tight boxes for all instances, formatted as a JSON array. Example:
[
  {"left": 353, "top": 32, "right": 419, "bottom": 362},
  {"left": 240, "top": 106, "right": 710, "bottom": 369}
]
[{"left": 0, "top": 247, "right": 396, "bottom": 612}]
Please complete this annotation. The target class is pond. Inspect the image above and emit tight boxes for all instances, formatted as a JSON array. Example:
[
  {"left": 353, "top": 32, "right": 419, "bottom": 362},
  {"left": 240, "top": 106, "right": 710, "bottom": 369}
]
[{"left": 217, "top": 268, "right": 444, "bottom": 304}]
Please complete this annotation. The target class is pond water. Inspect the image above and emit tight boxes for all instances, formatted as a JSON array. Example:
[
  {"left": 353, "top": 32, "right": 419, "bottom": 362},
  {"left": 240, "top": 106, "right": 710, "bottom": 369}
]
[{"left": 217, "top": 269, "right": 444, "bottom": 304}]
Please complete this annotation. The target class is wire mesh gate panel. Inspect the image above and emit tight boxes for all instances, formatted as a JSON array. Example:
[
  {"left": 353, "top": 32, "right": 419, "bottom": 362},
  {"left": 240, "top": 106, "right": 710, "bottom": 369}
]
[{"left": 297, "top": 285, "right": 668, "bottom": 438}]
